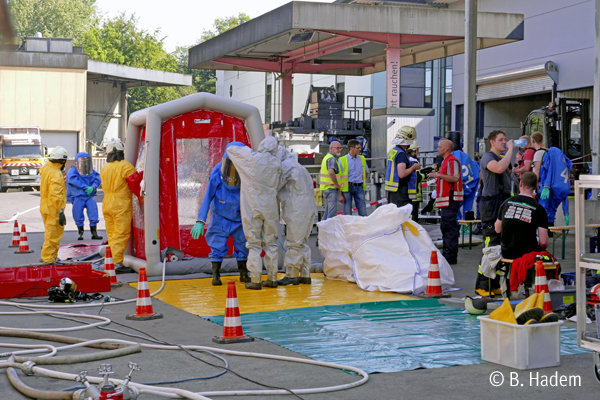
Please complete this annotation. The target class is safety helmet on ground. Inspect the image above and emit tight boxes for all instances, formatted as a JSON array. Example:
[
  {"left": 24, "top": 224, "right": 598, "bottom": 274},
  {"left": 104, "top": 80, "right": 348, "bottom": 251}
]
[
  {"left": 59, "top": 277, "right": 77, "bottom": 293},
  {"left": 48, "top": 146, "right": 68, "bottom": 163},
  {"left": 106, "top": 138, "right": 124, "bottom": 154},
  {"left": 392, "top": 126, "right": 416, "bottom": 146}
]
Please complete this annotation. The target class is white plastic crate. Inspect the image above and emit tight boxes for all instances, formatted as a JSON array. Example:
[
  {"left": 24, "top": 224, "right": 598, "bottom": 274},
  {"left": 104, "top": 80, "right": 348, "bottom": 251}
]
[{"left": 478, "top": 316, "right": 563, "bottom": 370}]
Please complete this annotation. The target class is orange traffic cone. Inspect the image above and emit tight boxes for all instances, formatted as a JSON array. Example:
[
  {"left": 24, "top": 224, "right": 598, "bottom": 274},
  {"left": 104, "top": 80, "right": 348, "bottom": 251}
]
[
  {"left": 213, "top": 281, "right": 254, "bottom": 344},
  {"left": 126, "top": 267, "right": 163, "bottom": 321},
  {"left": 534, "top": 259, "right": 553, "bottom": 313},
  {"left": 418, "top": 251, "right": 450, "bottom": 298},
  {"left": 14, "top": 224, "right": 34, "bottom": 254},
  {"left": 103, "top": 246, "right": 121, "bottom": 287},
  {"left": 9, "top": 220, "right": 20, "bottom": 248}
]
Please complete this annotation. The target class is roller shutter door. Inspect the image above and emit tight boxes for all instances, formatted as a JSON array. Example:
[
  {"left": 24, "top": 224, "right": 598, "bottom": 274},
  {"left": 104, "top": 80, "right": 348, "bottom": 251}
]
[
  {"left": 41, "top": 131, "right": 78, "bottom": 158},
  {"left": 477, "top": 74, "right": 554, "bottom": 102}
]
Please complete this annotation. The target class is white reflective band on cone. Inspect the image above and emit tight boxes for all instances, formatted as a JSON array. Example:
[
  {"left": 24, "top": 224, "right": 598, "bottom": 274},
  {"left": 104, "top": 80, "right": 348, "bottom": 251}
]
[
  {"left": 138, "top": 281, "right": 149, "bottom": 290},
  {"left": 427, "top": 278, "right": 442, "bottom": 286},
  {"left": 226, "top": 298, "right": 239, "bottom": 309},
  {"left": 223, "top": 316, "right": 241, "bottom": 327},
  {"left": 137, "top": 297, "right": 152, "bottom": 306}
]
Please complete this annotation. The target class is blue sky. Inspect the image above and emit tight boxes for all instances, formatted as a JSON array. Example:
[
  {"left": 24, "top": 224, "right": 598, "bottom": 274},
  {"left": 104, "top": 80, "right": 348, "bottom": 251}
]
[{"left": 95, "top": 0, "right": 328, "bottom": 53}]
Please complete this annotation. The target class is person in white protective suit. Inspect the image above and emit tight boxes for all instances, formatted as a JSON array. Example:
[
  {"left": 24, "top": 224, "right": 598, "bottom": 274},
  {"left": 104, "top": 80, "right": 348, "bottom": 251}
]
[
  {"left": 227, "top": 136, "right": 282, "bottom": 290},
  {"left": 276, "top": 146, "right": 318, "bottom": 286}
]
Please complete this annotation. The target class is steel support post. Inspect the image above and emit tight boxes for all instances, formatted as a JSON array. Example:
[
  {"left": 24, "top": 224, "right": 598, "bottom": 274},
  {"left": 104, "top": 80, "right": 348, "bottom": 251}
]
[{"left": 464, "top": 0, "right": 477, "bottom": 157}]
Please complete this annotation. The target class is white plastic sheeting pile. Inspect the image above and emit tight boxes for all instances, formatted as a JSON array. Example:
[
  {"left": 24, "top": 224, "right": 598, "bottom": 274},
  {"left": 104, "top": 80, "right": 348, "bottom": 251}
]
[{"left": 317, "top": 204, "right": 455, "bottom": 294}]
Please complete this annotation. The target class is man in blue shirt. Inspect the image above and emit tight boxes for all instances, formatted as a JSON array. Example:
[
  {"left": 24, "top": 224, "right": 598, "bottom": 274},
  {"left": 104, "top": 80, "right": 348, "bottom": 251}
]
[{"left": 341, "top": 139, "right": 369, "bottom": 216}]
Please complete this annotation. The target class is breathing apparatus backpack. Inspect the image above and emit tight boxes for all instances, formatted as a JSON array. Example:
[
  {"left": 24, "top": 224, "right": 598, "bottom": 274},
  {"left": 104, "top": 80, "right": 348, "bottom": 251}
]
[{"left": 47, "top": 277, "right": 103, "bottom": 303}]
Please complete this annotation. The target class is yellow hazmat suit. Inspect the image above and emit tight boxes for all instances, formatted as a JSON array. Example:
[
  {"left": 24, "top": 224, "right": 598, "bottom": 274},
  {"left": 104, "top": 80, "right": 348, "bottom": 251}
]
[
  {"left": 100, "top": 160, "right": 136, "bottom": 264},
  {"left": 40, "top": 162, "right": 67, "bottom": 263}
]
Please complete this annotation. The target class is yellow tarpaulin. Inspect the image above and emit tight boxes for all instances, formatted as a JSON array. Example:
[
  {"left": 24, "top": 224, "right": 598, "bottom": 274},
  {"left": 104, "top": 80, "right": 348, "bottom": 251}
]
[{"left": 132, "top": 273, "right": 415, "bottom": 317}]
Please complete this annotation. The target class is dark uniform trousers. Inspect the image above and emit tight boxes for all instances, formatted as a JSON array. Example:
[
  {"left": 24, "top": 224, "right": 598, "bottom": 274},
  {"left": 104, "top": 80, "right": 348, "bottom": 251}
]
[{"left": 440, "top": 198, "right": 460, "bottom": 264}]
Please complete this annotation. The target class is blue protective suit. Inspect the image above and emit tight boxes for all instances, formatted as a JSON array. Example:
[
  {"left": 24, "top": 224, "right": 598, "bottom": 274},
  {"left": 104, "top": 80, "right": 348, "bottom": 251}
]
[
  {"left": 453, "top": 150, "right": 480, "bottom": 220},
  {"left": 66, "top": 152, "right": 101, "bottom": 226},
  {"left": 538, "top": 147, "right": 572, "bottom": 223},
  {"left": 197, "top": 143, "right": 248, "bottom": 262}
]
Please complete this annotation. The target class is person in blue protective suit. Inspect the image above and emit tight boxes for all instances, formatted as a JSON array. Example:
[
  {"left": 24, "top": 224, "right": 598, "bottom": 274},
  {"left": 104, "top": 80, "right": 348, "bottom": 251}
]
[
  {"left": 190, "top": 142, "right": 249, "bottom": 286},
  {"left": 66, "top": 152, "right": 103, "bottom": 241},
  {"left": 452, "top": 149, "right": 481, "bottom": 221},
  {"left": 538, "top": 146, "right": 572, "bottom": 227}
]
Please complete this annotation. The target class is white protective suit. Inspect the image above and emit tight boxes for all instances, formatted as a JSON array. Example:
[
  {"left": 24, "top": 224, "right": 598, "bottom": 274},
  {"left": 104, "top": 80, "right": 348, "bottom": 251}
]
[
  {"left": 227, "top": 136, "right": 282, "bottom": 283},
  {"left": 277, "top": 147, "right": 318, "bottom": 279}
]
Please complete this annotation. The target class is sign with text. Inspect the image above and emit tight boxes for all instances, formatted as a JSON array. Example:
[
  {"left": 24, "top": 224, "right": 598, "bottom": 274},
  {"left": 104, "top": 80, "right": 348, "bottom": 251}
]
[{"left": 386, "top": 47, "right": 401, "bottom": 108}]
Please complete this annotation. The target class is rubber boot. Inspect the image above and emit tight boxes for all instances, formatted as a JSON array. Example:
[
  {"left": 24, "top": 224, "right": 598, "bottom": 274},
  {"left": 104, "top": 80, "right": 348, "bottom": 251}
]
[
  {"left": 245, "top": 282, "right": 262, "bottom": 290},
  {"left": 261, "top": 279, "right": 278, "bottom": 288},
  {"left": 211, "top": 262, "right": 222, "bottom": 286},
  {"left": 114, "top": 263, "right": 134, "bottom": 274},
  {"left": 237, "top": 260, "right": 250, "bottom": 283},
  {"left": 277, "top": 276, "right": 300, "bottom": 286},
  {"left": 298, "top": 277, "right": 312, "bottom": 285},
  {"left": 77, "top": 226, "right": 84, "bottom": 241},
  {"left": 90, "top": 225, "right": 103, "bottom": 240}
]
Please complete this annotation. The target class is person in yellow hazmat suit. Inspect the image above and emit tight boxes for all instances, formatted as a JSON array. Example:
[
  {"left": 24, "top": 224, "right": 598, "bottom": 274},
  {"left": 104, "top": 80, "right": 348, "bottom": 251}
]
[
  {"left": 100, "top": 138, "right": 137, "bottom": 274},
  {"left": 40, "top": 146, "right": 69, "bottom": 264}
]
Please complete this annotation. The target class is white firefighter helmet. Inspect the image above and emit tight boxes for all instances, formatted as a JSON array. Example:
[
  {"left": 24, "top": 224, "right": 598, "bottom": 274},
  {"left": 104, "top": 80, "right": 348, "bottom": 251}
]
[
  {"left": 392, "top": 126, "right": 416, "bottom": 146},
  {"left": 106, "top": 138, "right": 124, "bottom": 154},
  {"left": 408, "top": 141, "right": 420, "bottom": 152},
  {"left": 59, "top": 277, "right": 77, "bottom": 293},
  {"left": 47, "top": 146, "right": 68, "bottom": 162}
]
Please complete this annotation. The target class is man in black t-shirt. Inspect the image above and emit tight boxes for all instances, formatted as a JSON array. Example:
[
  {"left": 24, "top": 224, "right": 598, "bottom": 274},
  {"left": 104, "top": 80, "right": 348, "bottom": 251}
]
[
  {"left": 476, "top": 130, "right": 514, "bottom": 295},
  {"left": 495, "top": 172, "right": 549, "bottom": 260}
]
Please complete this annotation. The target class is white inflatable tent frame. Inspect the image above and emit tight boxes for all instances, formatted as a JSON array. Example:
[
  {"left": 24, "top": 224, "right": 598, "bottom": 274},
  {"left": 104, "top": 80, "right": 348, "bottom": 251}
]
[{"left": 122, "top": 93, "right": 265, "bottom": 276}]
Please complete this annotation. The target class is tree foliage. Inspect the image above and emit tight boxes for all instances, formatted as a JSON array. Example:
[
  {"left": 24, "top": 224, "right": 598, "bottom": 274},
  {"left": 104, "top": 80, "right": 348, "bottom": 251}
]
[
  {"left": 81, "top": 13, "right": 181, "bottom": 114},
  {"left": 8, "top": 4, "right": 253, "bottom": 113},
  {"left": 9, "top": 0, "right": 98, "bottom": 44},
  {"left": 175, "top": 13, "right": 251, "bottom": 95},
  {"left": 200, "top": 13, "right": 250, "bottom": 42}
]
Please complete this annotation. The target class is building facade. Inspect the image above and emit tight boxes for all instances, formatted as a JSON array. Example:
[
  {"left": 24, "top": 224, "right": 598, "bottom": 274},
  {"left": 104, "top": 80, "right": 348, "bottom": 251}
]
[
  {"left": 450, "top": 0, "right": 594, "bottom": 143},
  {"left": 216, "top": 0, "right": 593, "bottom": 158},
  {"left": 0, "top": 36, "right": 192, "bottom": 158}
]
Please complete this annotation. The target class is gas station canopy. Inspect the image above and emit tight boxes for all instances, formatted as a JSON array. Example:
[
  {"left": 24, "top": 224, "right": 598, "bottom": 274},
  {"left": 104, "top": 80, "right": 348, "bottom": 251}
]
[{"left": 189, "top": 1, "right": 524, "bottom": 76}]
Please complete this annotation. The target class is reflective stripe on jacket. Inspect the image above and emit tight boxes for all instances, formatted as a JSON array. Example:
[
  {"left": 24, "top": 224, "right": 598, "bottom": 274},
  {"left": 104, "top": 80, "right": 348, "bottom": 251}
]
[
  {"left": 385, "top": 146, "right": 405, "bottom": 192},
  {"left": 435, "top": 154, "right": 464, "bottom": 207},
  {"left": 408, "top": 156, "right": 418, "bottom": 199}
]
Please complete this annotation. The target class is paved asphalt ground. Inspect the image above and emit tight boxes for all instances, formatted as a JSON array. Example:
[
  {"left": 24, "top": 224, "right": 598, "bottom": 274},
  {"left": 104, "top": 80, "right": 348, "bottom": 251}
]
[{"left": 0, "top": 189, "right": 598, "bottom": 399}]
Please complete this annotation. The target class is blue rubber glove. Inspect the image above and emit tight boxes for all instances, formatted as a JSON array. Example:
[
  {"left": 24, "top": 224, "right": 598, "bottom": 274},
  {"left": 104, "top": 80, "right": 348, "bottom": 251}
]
[
  {"left": 540, "top": 187, "right": 550, "bottom": 200},
  {"left": 565, "top": 214, "right": 570, "bottom": 226},
  {"left": 190, "top": 221, "right": 205, "bottom": 239},
  {"left": 84, "top": 186, "right": 94, "bottom": 196}
]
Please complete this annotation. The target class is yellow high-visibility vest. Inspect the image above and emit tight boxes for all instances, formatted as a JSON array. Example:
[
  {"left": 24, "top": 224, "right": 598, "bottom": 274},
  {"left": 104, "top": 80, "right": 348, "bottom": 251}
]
[
  {"left": 339, "top": 154, "right": 367, "bottom": 192},
  {"left": 319, "top": 153, "right": 345, "bottom": 191}
]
